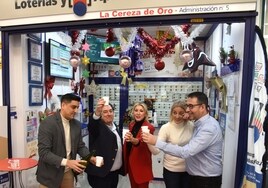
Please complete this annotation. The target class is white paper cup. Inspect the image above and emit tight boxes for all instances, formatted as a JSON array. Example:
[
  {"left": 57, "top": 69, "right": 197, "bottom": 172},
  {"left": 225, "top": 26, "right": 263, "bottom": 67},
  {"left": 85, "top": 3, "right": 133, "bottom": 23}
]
[
  {"left": 141, "top": 126, "right": 150, "bottom": 133},
  {"left": 102, "top": 96, "right": 109, "bottom": 105},
  {"left": 142, "top": 129, "right": 150, "bottom": 133},
  {"left": 8, "top": 159, "right": 20, "bottom": 169},
  {"left": 96, "top": 156, "right": 103, "bottom": 167}
]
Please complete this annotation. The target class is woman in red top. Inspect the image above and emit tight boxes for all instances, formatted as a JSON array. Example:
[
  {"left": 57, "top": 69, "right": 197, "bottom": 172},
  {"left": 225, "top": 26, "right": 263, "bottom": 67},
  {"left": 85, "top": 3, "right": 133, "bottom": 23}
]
[{"left": 124, "top": 102, "right": 155, "bottom": 188}]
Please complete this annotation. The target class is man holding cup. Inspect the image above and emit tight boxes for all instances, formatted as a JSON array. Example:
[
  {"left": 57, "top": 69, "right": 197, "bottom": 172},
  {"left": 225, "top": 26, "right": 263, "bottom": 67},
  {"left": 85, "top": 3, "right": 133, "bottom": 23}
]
[{"left": 85, "top": 98, "right": 124, "bottom": 188}]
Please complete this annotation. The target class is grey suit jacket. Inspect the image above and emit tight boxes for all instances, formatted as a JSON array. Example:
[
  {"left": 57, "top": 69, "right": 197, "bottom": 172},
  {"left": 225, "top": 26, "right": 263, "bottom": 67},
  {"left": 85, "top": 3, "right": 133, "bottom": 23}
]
[{"left": 36, "top": 111, "right": 89, "bottom": 188}]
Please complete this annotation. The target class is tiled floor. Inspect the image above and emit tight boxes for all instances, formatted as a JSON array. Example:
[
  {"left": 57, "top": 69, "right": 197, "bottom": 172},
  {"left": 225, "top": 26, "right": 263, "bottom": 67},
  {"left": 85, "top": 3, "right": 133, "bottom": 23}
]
[{"left": 76, "top": 173, "right": 166, "bottom": 188}]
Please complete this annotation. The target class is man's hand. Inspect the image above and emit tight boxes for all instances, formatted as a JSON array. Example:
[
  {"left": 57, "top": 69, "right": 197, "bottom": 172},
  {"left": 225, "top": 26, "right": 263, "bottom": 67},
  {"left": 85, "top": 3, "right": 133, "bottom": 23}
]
[
  {"left": 89, "top": 156, "right": 96, "bottom": 165},
  {"left": 142, "top": 132, "right": 157, "bottom": 145},
  {"left": 95, "top": 98, "right": 105, "bottom": 116},
  {"left": 66, "top": 159, "right": 87, "bottom": 174}
]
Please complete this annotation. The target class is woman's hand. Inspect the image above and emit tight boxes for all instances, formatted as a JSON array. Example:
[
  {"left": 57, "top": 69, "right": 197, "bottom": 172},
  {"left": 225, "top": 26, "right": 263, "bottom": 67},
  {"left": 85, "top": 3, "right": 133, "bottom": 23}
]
[
  {"left": 124, "top": 131, "right": 139, "bottom": 145},
  {"left": 141, "top": 132, "right": 157, "bottom": 145},
  {"left": 124, "top": 131, "right": 133, "bottom": 142}
]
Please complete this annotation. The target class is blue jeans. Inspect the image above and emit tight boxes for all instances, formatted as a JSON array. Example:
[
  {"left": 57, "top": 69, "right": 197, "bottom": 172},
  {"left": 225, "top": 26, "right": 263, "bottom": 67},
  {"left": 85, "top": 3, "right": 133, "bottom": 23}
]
[{"left": 163, "top": 167, "right": 190, "bottom": 188}]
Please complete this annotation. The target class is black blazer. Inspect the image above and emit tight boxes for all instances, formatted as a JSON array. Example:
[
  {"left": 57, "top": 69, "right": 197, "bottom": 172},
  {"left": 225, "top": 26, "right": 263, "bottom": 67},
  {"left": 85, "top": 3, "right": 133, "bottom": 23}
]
[
  {"left": 36, "top": 112, "right": 89, "bottom": 187},
  {"left": 85, "top": 115, "right": 124, "bottom": 177}
]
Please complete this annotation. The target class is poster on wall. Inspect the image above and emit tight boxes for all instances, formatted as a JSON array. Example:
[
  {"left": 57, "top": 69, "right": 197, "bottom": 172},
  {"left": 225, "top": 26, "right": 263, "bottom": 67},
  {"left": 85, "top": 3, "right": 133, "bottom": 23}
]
[
  {"left": 26, "top": 110, "right": 38, "bottom": 158},
  {"left": 242, "top": 26, "right": 267, "bottom": 188}
]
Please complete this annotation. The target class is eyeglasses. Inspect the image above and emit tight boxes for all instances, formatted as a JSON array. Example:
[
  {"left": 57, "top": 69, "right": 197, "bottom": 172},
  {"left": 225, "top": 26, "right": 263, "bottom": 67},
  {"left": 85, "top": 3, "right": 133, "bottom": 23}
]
[{"left": 186, "top": 104, "right": 202, "bottom": 109}]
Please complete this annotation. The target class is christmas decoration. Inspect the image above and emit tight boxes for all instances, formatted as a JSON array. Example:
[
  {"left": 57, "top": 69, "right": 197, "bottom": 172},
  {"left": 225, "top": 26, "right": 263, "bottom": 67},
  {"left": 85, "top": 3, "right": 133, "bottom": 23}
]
[
  {"left": 180, "top": 49, "right": 193, "bottom": 63},
  {"left": 119, "top": 56, "right": 132, "bottom": 69},
  {"left": 228, "top": 45, "right": 237, "bottom": 64},
  {"left": 120, "top": 68, "right": 132, "bottom": 85},
  {"left": 82, "top": 69, "right": 90, "bottom": 78},
  {"left": 57, "top": 30, "right": 87, "bottom": 51},
  {"left": 122, "top": 35, "right": 144, "bottom": 77},
  {"left": 79, "top": 78, "right": 85, "bottom": 96},
  {"left": 85, "top": 80, "right": 100, "bottom": 96},
  {"left": 106, "top": 28, "right": 114, "bottom": 43},
  {"left": 154, "top": 60, "right": 165, "bottom": 71},
  {"left": 105, "top": 46, "right": 115, "bottom": 57},
  {"left": 172, "top": 24, "right": 206, "bottom": 48},
  {"left": 182, "top": 44, "right": 215, "bottom": 73},
  {"left": 70, "top": 50, "right": 81, "bottom": 70},
  {"left": 44, "top": 76, "right": 55, "bottom": 99},
  {"left": 137, "top": 27, "right": 179, "bottom": 70},
  {"left": 81, "top": 42, "right": 90, "bottom": 51},
  {"left": 113, "top": 27, "right": 138, "bottom": 52},
  {"left": 71, "top": 80, "right": 79, "bottom": 94},
  {"left": 219, "top": 47, "right": 228, "bottom": 65},
  {"left": 220, "top": 45, "right": 240, "bottom": 76},
  {"left": 81, "top": 56, "right": 90, "bottom": 66}
]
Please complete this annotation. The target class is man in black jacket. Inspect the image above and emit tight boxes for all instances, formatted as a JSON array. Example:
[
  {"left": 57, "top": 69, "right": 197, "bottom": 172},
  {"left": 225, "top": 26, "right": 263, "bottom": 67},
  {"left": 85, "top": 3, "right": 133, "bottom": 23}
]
[{"left": 85, "top": 98, "right": 124, "bottom": 188}]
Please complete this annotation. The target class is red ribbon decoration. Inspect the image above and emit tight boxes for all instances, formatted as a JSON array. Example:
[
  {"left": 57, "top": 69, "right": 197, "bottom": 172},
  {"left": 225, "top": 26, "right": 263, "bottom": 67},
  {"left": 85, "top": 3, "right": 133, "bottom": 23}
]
[
  {"left": 137, "top": 28, "right": 179, "bottom": 66},
  {"left": 79, "top": 78, "right": 85, "bottom": 96},
  {"left": 44, "top": 76, "right": 55, "bottom": 99}
]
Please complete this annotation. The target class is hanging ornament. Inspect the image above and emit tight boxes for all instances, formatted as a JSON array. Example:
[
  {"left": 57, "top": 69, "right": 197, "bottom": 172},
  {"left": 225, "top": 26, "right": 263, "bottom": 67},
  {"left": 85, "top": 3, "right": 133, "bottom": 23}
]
[
  {"left": 182, "top": 44, "right": 215, "bottom": 73},
  {"left": 78, "top": 78, "right": 85, "bottom": 96},
  {"left": 85, "top": 80, "right": 100, "bottom": 96},
  {"left": 82, "top": 69, "right": 90, "bottom": 78},
  {"left": 81, "top": 42, "right": 90, "bottom": 52},
  {"left": 44, "top": 76, "right": 56, "bottom": 99},
  {"left": 119, "top": 56, "right": 132, "bottom": 69},
  {"left": 71, "top": 30, "right": 79, "bottom": 45},
  {"left": 81, "top": 56, "right": 90, "bottom": 66},
  {"left": 70, "top": 50, "right": 81, "bottom": 71},
  {"left": 106, "top": 28, "right": 114, "bottom": 43},
  {"left": 70, "top": 80, "right": 79, "bottom": 94},
  {"left": 105, "top": 46, "right": 115, "bottom": 57},
  {"left": 154, "top": 59, "right": 165, "bottom": 71}
]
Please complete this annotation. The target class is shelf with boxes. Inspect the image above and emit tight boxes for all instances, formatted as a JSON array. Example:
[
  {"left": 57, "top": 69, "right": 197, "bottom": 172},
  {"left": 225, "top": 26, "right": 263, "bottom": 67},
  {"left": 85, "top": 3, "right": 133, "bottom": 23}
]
[
  {"left": 90, "top": 77, "right": 203, "bottom": 128},
  {"left": 93, "top": 84, "right": 121, "bottom": 125},
  {"left": 129, "top": 81, "right": 203, "bottom": 125}
]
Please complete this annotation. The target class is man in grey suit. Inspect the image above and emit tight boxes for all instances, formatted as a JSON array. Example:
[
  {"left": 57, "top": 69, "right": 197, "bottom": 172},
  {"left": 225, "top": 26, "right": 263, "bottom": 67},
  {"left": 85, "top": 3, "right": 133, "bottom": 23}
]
[{"left": 37, "top": 93, "right": 92, "bottom": 188}]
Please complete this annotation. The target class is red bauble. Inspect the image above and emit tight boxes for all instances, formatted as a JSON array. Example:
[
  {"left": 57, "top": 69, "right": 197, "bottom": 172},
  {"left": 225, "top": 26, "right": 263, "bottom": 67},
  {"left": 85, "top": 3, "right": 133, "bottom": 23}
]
[
  {"left": 155, "top": 60, "right": 165, "bottom": 71},
  {"left": 105, "top": 47, "right": 115, "bottom": 57}
]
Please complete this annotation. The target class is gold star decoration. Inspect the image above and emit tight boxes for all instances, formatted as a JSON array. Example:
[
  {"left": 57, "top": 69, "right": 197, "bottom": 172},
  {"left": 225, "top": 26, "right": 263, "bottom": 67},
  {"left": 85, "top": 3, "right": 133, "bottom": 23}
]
[
  {"left": 82, "top": 69, "right": 90, "bottom": 78},
  {"left": 85, "top": 80, "right": 100, "bottom": 96},
  {"left": 81, "top": 56, "right": 90, "bottom": 66}
]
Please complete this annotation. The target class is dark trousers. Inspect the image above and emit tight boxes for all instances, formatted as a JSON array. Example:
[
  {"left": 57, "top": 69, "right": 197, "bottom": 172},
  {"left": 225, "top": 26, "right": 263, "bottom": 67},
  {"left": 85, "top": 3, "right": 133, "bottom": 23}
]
[
  {"left": 163, "top": 167, "right": 189, "bottom": 188},
  {"left": 87, "top": 170, "right": 119, "bottom": 188},
  {"left": 189, "top": 175, "right": 222, "bottom": 188}
]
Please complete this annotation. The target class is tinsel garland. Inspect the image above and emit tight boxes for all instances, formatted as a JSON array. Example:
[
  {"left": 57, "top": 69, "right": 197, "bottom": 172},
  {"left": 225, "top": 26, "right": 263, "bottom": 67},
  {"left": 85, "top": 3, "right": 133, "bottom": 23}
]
[
  {"left": 57, "top": 30, "right": 87, "bottom": 50},
  {"left": 171, "top": 25, "right": 206, "bottom": 48},
  {"left": 114, "top": 27, "right": 138, "bottom": 52}
]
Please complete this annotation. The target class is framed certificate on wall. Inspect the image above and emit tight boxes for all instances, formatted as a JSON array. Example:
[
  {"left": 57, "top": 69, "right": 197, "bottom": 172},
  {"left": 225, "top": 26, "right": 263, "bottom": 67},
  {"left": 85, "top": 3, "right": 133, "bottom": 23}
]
[
  {"left": 28, "top": 39, "right": 42, "bottom": 63},
  {"left": 28, "top": 61, "right": 43, "bottom": 84},
  {"left": 29, "top": 85, "right": 43, "bottom": 106}
]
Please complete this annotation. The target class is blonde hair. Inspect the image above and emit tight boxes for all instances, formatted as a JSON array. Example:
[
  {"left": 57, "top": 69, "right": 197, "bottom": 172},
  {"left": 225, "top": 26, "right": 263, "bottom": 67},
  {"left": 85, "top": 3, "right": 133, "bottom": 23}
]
[
  {"left": 131, "top": 102, "right": 149, "bottom": 121},
  {"left": 169, "top": 101, "right": 187, "bottom": 122}
]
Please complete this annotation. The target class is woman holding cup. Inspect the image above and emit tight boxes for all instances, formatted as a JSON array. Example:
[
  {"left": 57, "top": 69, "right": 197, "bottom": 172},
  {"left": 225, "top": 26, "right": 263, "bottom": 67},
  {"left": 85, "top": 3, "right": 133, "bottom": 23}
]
[{"left": 124, "top": 102, "right": 155, "bottom": 188}]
